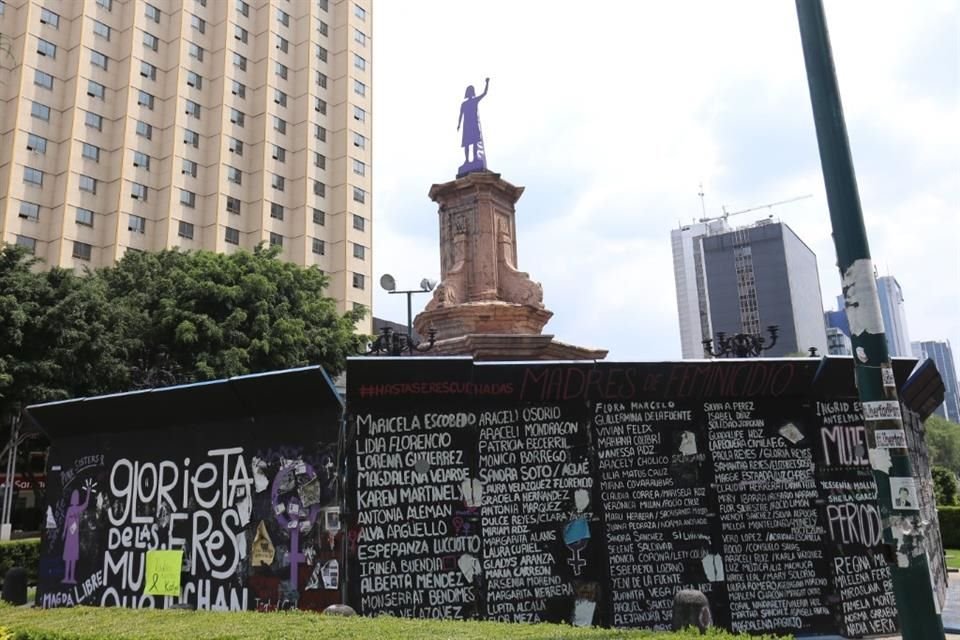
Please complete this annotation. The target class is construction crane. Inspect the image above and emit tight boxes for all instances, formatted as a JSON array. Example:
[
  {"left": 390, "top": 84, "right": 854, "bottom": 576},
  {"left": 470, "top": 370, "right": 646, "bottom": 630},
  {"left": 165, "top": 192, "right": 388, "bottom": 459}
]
[{"left": 698, "top": 194, "right": 813, "bottom": 224}]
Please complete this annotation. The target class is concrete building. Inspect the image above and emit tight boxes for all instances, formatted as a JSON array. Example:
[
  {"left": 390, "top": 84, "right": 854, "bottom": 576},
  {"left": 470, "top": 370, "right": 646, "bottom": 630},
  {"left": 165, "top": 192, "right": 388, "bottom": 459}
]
[
  {"left": 912, "top": 340, "right": 960, "bottom": 423},
  {"left": 876, "top": 275, "right": 911, "bottom": 358},
  {"left": 826, "top": 326, "right": 851, "bottom": 356},
  {"left": 670, "top": 218, "right": 730, "bottom": 358},
  {"left": 0, "top": 0, "right": 373, "bottom": 332},
  {"left": 673, "top": 218, "right": 827, "bottom": 358}
]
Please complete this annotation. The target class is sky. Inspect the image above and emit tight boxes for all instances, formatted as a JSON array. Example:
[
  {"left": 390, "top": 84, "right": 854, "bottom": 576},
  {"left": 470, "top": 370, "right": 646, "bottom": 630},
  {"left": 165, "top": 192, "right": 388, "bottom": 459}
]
[{"left": 370, "top": 1, "right": 959, "bottom": 368}]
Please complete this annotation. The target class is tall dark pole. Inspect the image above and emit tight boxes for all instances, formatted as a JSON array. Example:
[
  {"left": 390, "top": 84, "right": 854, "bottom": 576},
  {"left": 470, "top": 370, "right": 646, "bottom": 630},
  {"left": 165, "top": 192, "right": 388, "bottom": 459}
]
[{"left": 795, "top": 2, "right": 943, "bottom": 638}]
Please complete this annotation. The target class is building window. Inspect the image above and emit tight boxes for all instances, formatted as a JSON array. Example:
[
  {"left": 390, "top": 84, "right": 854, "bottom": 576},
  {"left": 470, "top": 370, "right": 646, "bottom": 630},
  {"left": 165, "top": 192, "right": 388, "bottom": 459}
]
[
  {"left": 182, "top": 159, "right": 197, "bottom": 177},
  {"left": 145, "top": 3, "right": 160, "bottom": 23},
  {"left": 314, "top": 181, "right": 325, "bottom": 197},
  {"left": 73, "top": 241, "right": 92, "bottom": 261},
  {"left": 353, "top": 243, "right": 366, "bottom": 260},
  {"left": 130, "top": 182, "right": 147, "bottom": 200},
  {"left": 353, "top": 187, "right": 366, "bottom": 204},
  {"left": 274, "top": 117, "right": 287, "bottom": 134},
  {"left": 318, "top": 0, "right": 328, "bottom": 13},
  {"left": 136, "top": 120, "right": 152, "bottom": 139},
  {"left": 137, "top": 90, "right": 155, "bottom": 109},
  {"left": 354, "top": 54, "right": 366, "bottom": 71},
  {"left": 316, "top": 45, "right": 327, "bottom": 62},
  {"left": 76, "top": 208, "right": 94, "bottom": 226},
  {"left": 37, "top": 38, "right": 56, "bottom": 57},
  {"left": 236, "top": 0, "right": 249, "bottom": 18},
  {"left": 225, "top": 138, "right": 242, "bottom": 157},
  {"left": 313, "top": 209, "right": 325, "bottom": 225},
  {"left": 34, "top": 69, "right": 54, "bottom": 89},
  {"left": 18, "top": 201, "right": 40, "bottom": 221},
  {"left": 23, "top": 167, "right": 43, "bottom": 185},
  {"left": 30, "top": 101, "right": 51, "bottom": 121},
  {"left": 352, "top": 273, "right": 365, "bottom": 289},
  {"left": 87, "top": 81, "right": 106, "bottom": 100},
  {"left": 233, "top": 53, "right": 247, "bottom": 71},
  {"left": 185, "top": 100, "right": 200, "bottom": 118},
  {"left": 227, "top": 166, "right": 242, "bottom": 185},
  {"left": 186, "top": 71, "right": 202, "bottom": 89},
  {"left": 133, "top": 151, "right": 150, "bottom": 169},
  {"left": 16, "top": 235, "right": 37, "bottom": 255},
  {"left": 230, "top": 109, "right": 245, "bottom": 127},
  {"left": 225, "top": 227, "right": 240, "bottom": 245},
  {"left": 353, "top": 159, "right": 366, "bottom": 176},
  {"left": 226, "top": 196, "right": 241, "bottom": 214},
  {"left": 140, "top": 61, "right": 157, "bottom": 80},
  {"left": 277, "top": 36, "right": 289, "bottom": 53},
  {"left": 26, "top": 133, "right": 47, "bottom": 153},
  {"left": 315, "top": 125, "right": 326, "bottom": 141},
  {"left": 314, "top": 153, "right": 326, "bottom": 169},
  {"left": 318, "top": 20, "right": 328, "bottom": 37},
  {"left": 270, "top": 202, "right": 284, "bottom": 220},
  {"left": 354, "top": 106, "right": 366, "bottom": 122},
  {"left": 188, "top": 42, "right": 203, "bottom": 61},
  {"left": 352, "top": 214, "right": 365, "bottom": 231},
  {"left": 180, "top": 189, "right": 196, "bottom": 207},
  {"left": 86, "top": 111, "right": 103, "bottom": 131},
  {"left": 272, "top": 174, "right": 285, "bottom": 191},
  {"left": 234, "top": 26, "right": 248, "bottom": 43},
  {"left": 232, "top": 80, "right": 246, "bottom": 98},
  {"left": 185, "top": 129, "right": 199, "bottom": 148},
  {"left": 355, "top": 29, "right": 366, "bottom": 46},
  {"left": 178, "top": 221, "right": 194, "bottom": 239},
  {"left": 275, "top": 62, "right": 288, "bottom": 80},
  {"left": 93, "top": 20, "right": 111, "bottom": 40},
  {"left": 274, "top": 89, "right": 288, "bottom": 107},
  {"left": 269, "top": 232, "right": 283, "bottom": 247},
  {"left": 40, "top": 8, "right": 60, "bottom": 28},
  {"left": 272, "top": 145, "right": 286, "bottom": 162},
  {"left": 354, "top": 132, "right": 366, "bottom": 149},
  {"left": 316, "top": 72, "right": 327, "bottom": 88},
  {"left": 277, "top": 8, "right": 290, "bottom": 26},
  {"left": 97, "top": 0, "right": 112, "bottom": 9},
  {"left": 91, "top": 50, "right": 108, "bottom": 70},
  {"left": 81, "top": 142, "right": 100, "bottom": 161},
  {"left": 354, "top": 80, "right": 366, "bottom": 97},
  {"left": 79, "top": 174, "right": 97, "bottom": 193},
  {"left": 354, "top": 4, "right": 366, "bottom": 20},
  {"left": 190, "top": 14, "right": 205, "bottom": 34},
  {"left": 128, "top": 214, "right": 146, "bottom": 234},
  {"left": 311, "top": 238, "right": 325, "bottom": 255},
  {"left": 143, "top": 32, "right": 159, "bottom": 51}
]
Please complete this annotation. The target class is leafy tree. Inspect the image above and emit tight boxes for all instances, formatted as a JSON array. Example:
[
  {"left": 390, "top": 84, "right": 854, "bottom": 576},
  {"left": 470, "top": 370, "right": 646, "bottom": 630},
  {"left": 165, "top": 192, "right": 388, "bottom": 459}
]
[
  {"left": 932, "top": 465, "right": 960, "bottom": 506},
  {"left": 925, "top": 414, "right": 960, "bottom": 476},
  {"left": 98, "top": 245, "right": 366, "bottom": 386}
]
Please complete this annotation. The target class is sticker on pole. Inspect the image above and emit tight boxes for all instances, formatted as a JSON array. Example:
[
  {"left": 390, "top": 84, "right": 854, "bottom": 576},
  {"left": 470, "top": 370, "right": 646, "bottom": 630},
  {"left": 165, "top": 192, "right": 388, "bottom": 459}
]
[
  {"left": 890, "top": 477, "right": 919, "bottom": 511},
  {"left": 874, "top": 429, "right": 907, "bottom": 449},
  {"left": 842, "top": 259, "right": 885, "bottom": 336},
  {"left": 862, "top": 400, "right": 902, "bottom": 421},
  {"left": 881, "top": 365, "right": 896, "bottom": 388}
]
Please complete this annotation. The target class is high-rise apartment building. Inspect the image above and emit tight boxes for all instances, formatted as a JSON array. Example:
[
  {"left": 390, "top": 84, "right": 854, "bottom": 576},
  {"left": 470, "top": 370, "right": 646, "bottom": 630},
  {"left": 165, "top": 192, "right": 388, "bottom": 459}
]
[
  {"left": 876, "top": 275, "right": 910, "bottom": 358},
  {"left": 0, "top": 0, "right": 372, "bottom": 332},
  {"left": 912, "top": 340, "right": 960, "bottom": 423},
  {"left": 672, "top": 218, "right": 828, "bottom": 358}
]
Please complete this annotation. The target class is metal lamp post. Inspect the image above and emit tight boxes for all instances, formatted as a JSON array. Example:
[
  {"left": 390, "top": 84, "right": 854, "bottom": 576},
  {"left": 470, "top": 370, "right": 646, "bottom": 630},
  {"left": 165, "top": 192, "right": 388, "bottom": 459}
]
[
  {"left": 365, "top": 274, "right": 437, "bottom": 356},
  {"left": 702, "top": 325, "right": 780, "bottom": 358}
]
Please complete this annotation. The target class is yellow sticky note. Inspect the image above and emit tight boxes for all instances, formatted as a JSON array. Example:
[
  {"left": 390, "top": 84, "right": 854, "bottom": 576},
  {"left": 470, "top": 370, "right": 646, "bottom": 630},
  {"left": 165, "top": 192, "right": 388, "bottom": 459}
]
[{"left": 144, "top": 549, "right": 183, "bottom": 597}]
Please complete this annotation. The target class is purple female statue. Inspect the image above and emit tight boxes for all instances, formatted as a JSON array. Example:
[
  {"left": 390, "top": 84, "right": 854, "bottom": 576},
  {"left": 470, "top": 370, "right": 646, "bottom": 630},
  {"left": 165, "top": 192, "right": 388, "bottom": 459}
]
[
  {"left": 61, "top": 478, "right": 95, "bottom": 584},
  {"left": 457, "top": 77, "right": 489, "bottom": 176}
]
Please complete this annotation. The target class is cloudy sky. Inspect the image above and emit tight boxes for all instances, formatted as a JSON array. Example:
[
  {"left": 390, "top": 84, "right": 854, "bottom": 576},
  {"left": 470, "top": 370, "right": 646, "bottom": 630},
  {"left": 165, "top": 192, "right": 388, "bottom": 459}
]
[{"left": 370, "top": 1, "right": 959, "bottom": 367}]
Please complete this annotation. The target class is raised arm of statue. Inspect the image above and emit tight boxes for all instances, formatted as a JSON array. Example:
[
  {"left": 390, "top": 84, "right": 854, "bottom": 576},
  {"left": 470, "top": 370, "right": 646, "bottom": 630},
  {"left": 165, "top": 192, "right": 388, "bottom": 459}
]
[{"left": 478, "top": 77, "right": 490, "bottom": 100}]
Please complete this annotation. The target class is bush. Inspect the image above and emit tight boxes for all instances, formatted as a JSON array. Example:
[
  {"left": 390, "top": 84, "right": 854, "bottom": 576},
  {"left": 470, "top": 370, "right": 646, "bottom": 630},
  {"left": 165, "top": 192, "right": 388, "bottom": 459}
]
[
  {"left": 940, "top": 506, "right": 960, "bottom": 549},
  {"left": 0, "top": 606, "right": 791, "bottom": 640},
  {"left": 0, "top": 538, "right": 39, "bottom": 586},
  {"left": 933, "top": 466, "right": 960, "bottom": 505}
]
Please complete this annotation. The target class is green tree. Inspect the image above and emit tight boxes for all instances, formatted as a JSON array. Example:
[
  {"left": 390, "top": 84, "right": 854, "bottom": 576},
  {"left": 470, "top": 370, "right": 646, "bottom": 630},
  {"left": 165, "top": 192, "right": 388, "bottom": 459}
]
[
  {"left": 932, "top": 465, "right": 960, "bottom": 506},
  {"left": 98, "top": 245, "right": 366, "bottom": 386},
  {"left": 925, "top": 414, "right": 960, "bottom": 476}
]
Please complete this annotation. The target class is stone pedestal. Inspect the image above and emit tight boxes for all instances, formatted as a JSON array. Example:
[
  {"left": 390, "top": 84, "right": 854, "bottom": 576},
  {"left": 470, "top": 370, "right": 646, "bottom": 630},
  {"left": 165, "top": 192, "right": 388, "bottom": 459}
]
[{"left": 414, "top": 171, "right": 606, "bottom": 361}]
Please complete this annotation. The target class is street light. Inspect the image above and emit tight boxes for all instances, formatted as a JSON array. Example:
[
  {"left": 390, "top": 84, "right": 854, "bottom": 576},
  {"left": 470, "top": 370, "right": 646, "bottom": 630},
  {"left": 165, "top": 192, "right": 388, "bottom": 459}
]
[
  {"left": 366, "top": 274, "right": 437, "bottom": 356},
  {"left": 702, "top": 325, "right": 780, "bottom": 358}
]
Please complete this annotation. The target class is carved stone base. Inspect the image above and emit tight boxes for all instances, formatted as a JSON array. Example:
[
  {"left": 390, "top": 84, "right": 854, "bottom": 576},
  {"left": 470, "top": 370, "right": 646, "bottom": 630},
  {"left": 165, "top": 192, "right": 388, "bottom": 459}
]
[
  {"left": 424, "top": 334, "right": 608, "bottom": 361},
  {"left": 415, "top": 301, "right": 553, "bottom": 343}
]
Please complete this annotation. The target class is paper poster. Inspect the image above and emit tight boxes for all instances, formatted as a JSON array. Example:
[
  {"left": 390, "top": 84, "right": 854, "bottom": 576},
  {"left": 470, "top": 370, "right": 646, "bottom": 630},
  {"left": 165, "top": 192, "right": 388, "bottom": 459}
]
[
  {"left": 252, "top": 520, "right": 276, "bottom": 566},
  {"left": 144, "top": 549, "right": 183, "bottom": 596},
  {"left": 890, "top": 477, "right": 919, "bottom": 511},
  {"left": 862, "top": 400, "right": 902, "bottom": 422},
  {"left": 874, "top": 429, "right": 907, "bottom": 449}
]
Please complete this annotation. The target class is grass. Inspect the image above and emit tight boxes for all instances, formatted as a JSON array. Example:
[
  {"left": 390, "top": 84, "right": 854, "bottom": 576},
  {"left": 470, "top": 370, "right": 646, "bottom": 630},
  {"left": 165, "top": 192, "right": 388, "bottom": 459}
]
[
  {"left": 946, "top": 548, "right": 960, "bottom": 571},
  {"left": 0, "top": 605, "right": 791, "bottom": 640}
]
